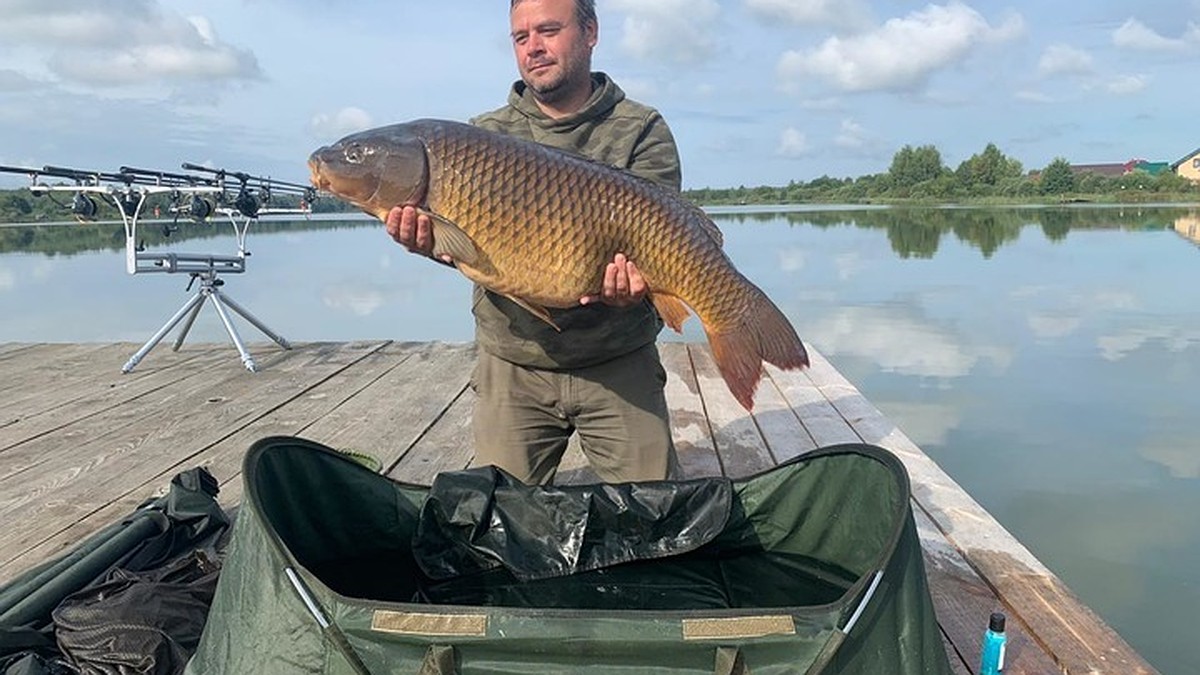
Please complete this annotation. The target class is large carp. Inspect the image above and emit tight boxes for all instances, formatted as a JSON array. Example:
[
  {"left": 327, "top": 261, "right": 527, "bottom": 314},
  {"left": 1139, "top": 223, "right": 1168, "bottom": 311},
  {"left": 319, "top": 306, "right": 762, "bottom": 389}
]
[{"left": 308, "top": 119, "right": 808, "bottom": 410}]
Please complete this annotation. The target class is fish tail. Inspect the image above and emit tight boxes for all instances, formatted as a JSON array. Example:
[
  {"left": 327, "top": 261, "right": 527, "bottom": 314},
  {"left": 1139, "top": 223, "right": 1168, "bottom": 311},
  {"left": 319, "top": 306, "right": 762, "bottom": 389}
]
[{"left": 704, "top": 287, "right": 808, "bottom": 411}]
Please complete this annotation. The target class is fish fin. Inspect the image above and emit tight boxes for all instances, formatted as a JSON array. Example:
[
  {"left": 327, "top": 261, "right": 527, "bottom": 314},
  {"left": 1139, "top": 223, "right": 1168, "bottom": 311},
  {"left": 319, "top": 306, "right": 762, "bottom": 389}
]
[
  {"left": 650, "top": 292, "right": 692, "bottom": 333},
  {"left": 505, "top": 295, "right": 561, "bottom": 331},
  {"left": 417, "top": 208, "right": 480, "bottom": 266},
  {"left": 703, "top": 286, "right": 808, "bottom": 411},
  {"left": 698, "top": 215, "right": 724, "bottom": 248}
]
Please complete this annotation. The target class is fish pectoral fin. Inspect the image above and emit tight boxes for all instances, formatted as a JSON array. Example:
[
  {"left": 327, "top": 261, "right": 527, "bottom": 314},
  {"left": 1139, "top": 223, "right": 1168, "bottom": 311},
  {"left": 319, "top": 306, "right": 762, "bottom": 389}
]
[
  {"left": 650, "top": 292, "right": 691, "bottom": 333},
  {"left": 417, "top": 208, "right": 480, "bottom": 266},
  {"left": 505, "top": 295, "right": 561, "bottom": 331}
]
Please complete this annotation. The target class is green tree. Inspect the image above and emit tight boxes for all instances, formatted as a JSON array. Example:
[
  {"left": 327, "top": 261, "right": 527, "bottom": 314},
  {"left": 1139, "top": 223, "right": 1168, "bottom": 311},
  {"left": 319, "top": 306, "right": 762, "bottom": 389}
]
[
  {"left": 956, "top": 143, "right": 1023, "bottom": 187},
  {"left": 1040, "top": 158, "right": 1076, "bottom": 195},
  {"left": 888, "top": 145, "right": 946, "bottom": 190}
]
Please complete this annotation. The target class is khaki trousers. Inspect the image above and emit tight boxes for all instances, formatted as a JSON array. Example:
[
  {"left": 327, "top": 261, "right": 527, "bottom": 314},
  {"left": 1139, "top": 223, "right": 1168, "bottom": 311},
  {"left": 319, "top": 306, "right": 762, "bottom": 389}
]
[{"left": 470, "top": 343, "right": 678, "bottom": 485}]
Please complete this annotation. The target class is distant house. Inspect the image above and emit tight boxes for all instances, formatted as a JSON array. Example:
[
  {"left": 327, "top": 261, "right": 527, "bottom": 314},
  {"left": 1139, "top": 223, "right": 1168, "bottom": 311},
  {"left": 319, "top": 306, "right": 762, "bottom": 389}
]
[
  {"left": 1132, "top": 161, "right": 1171, "bottom": 176},
  {"left": 1069, "top": 158, "right": 1174, "bottom": 179},
  {"left": 1171, "top": 147, "right": 1200, "bottom": 182},
  {"left": 1069, "top": 162, "right": 1128, "bottom": 177}
]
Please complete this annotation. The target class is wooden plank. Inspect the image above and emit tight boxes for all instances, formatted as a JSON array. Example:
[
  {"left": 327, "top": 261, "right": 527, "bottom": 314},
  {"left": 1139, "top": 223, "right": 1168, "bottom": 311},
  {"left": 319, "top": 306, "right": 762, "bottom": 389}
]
[
  {"left": 0, "top": 342, "right": 384, "bottom": 570},
  {"left": 298, "top": 342, "right": 474, "bottom": 473},
  {"left": 0, "top": 344, "right": 315, "bottom": 482},
  {"left": 0, "top": 342, "right": 38, "bottom": 360},
  {"left": 188, "top": 341, "right": 404, "bottom": 503},
  {"left": 753, "top": 365, "right": 818, "bottom": 464},
  {"left": 0, "top": 349, "right": 231, "bottom": 452},
  {"left": 0, "top": 343, "right": 122, "bottom": 398},
  {"left": 686, "top": 344, "right": 774, "bottom": 478},
  {"left": 916, "top": 505, "right": 1059, "bottom": 674},
  {"left": 766, "top": 360, "right": 859, "bottom": 447},
  {"left": 387, "top": 387, "right": 477, "bottom": 486},
  {"left": 1, "top": 342, "right": 396, "bottom": 581},
  {"left": 658, "top": 343, "right": 722, "bottom": 479}
]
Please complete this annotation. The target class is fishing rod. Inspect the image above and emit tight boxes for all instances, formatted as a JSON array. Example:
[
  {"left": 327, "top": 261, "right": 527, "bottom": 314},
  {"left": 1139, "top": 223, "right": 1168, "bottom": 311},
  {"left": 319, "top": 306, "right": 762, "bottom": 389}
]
[{"left": 180, "top": 162, "right": 314, "bottom": 194}]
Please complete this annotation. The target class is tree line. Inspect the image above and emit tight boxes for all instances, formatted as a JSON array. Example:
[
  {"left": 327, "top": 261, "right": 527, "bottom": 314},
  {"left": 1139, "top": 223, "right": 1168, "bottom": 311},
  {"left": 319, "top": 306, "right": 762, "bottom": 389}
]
[{"left": 684, "top": 143, "right": 1200, "bottom": 205}]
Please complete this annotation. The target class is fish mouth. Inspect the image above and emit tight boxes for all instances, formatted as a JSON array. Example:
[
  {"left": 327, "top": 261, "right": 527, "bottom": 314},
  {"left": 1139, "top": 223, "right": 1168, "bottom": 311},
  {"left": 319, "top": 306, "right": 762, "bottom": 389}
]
[{"left": 307, "top": 156, "right": 331, "bottom": 191}]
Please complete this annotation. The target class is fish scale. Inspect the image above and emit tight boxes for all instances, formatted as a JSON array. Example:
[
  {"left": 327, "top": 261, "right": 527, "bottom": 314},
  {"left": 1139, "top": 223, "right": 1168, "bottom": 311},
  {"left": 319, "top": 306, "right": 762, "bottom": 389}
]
[{"left": 309, "top": 119, "right": 809, "bottom": 410}]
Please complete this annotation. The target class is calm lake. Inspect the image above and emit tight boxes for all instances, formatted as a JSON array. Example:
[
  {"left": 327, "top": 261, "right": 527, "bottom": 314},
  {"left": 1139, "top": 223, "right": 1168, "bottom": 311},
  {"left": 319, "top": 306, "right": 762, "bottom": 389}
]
[{"left": 2, "top": 204, "right": 1198, "bottom": 672}]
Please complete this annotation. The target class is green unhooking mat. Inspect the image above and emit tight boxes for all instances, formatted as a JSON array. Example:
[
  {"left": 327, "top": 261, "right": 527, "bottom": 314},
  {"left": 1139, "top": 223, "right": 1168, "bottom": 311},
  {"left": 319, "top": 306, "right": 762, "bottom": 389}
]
[{"left": 186, "top": 436, "right": 952, "bottom": 674}]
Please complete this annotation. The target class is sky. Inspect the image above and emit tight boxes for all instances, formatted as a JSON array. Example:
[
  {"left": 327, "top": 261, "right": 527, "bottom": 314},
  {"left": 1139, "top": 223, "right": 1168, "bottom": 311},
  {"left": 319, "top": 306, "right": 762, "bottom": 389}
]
[{"left": 1, "top": 0, "right": 1198, "bottom": 191}]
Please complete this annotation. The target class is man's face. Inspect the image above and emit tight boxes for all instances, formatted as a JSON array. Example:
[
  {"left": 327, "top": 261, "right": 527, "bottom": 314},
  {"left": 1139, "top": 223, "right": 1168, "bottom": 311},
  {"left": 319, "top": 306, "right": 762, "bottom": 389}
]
[{"left": 510, "top": 0, "right": 596, "bottom": 103}]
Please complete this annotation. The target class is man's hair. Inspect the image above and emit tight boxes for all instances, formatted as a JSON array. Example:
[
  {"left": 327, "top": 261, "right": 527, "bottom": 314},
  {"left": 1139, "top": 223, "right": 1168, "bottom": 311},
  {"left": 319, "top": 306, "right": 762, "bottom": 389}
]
[{"left": 510, "top": 0, "right": 597, "bottom": 29}]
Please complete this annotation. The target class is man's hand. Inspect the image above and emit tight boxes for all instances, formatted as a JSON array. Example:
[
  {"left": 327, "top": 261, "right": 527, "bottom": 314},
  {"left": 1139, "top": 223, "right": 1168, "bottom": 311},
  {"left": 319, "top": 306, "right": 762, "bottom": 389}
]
[
  {"left": 386, "top": 205, "right": 453, "bottom": 264},
  {"left": 580, "top": 253, "right": 648, "bottom": 308}
]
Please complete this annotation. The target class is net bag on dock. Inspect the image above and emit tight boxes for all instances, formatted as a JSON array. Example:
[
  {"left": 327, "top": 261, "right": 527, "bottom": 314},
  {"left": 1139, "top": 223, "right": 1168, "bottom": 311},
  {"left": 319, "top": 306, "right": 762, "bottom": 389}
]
[{"left": 186, "top": 436, "right": 952, "bottom": 674}]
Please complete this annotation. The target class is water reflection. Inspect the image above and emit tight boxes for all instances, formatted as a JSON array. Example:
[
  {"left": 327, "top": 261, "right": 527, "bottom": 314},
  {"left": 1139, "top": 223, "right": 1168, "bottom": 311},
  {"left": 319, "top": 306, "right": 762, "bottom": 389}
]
[
  {"left": 712, "top": 204, "right": 1197, "bottom": 258},
  {"left": 4, "top": 205, "right": 1197, "bottom": 261}
]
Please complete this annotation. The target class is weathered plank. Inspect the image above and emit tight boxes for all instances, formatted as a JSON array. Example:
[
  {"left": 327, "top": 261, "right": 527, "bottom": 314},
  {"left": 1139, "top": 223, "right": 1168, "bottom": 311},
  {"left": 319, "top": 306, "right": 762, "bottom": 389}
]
[
  {"left": 0, "top": 342, "right": 382, "bottom": 569},
  {"left": 388, "top": 387, "right": 477, "bottom": 486},
  {"left": 766, "top": 360, "right": 860, "bottom": 447},
  {"left": 658, "top": 343, "right": 722, "bottom": 479},
  {"left": 0, "top": 342, "right": 37, "bottom": 360},
  {"left": 1, "top": 343, "right": 395, "bottom": 581},
  {"left": 297, "top": 342, "right": 473, "bottom": 472},
  {"left": 915, "top": 506, "right": 1060, "bottom": 674},
  {"left": 0, "top": 343, "right": 122, "bottom": 399},
  {"left": 750, "top": 366, "right": 817, "bottom": 464},
  {"left": 0, "top": 349, "right": 230, "bottom": 452},
  {"left": 194, "top": 341, "right": 403, "bottom": 503},
  {"left": 686, "top": 344, "right": 774, "bottom": 478}
]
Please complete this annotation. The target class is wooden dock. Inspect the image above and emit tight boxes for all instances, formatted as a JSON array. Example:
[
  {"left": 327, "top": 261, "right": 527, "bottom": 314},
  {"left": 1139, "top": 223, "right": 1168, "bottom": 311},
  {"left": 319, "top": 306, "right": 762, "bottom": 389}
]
[{"left": 0, "top": 340, "right": 1157, "bottom": 674}]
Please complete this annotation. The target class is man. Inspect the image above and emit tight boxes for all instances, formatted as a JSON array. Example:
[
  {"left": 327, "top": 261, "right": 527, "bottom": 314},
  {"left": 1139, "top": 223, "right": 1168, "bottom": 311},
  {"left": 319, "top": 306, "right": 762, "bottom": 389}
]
[{"left": 386, "top": 0, "right": 682, "bottom": 485}]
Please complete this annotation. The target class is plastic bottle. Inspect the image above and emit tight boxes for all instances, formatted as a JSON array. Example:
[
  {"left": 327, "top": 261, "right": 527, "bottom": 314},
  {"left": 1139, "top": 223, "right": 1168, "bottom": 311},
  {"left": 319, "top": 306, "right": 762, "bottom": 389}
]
[{"left": 980, "top": 611, "right": 1007, "bottom": 674}]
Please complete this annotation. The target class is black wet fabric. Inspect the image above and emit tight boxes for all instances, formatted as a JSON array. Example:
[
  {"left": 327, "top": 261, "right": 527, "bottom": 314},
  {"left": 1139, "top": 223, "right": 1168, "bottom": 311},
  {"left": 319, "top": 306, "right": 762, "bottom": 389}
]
[
  {"left": 0, "top": 468, "right": 229, "bottom": 675},
  {"left": 414, "top": 465, "right": 731, "bottom": 582}
]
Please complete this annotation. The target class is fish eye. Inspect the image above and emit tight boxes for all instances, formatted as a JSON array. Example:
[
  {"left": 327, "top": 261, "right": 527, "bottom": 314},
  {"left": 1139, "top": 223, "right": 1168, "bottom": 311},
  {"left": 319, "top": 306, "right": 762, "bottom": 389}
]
[{"left": 345, "top": 144, "right": 363, "bottom": 163}]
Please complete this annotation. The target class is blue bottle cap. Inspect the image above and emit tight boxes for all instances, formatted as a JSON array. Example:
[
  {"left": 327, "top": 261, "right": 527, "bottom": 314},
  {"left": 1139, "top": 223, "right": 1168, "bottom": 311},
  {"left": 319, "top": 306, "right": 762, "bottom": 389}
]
[{"left": 989, "top": 612, "right": 1006, "bottom": 632}]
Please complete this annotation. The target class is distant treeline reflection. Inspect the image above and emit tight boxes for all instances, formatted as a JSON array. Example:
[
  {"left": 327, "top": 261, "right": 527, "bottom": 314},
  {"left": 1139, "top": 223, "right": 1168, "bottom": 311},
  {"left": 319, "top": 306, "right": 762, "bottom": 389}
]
[
  {"left": 709, "top": 205, "right": 1196, "bottom": 258},
  {"left": 2, "top": 206, "right": 1194, "bottom": 259},
  {"left": 0, "top": 217, "right": 376, "bottom": 258}
]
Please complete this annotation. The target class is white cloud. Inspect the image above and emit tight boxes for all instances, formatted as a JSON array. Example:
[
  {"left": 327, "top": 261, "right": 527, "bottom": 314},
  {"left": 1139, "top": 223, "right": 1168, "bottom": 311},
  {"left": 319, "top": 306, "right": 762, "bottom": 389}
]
[
  {"left": 778, "top": 248, "right": 806, "bottom": 272},
  {"left": 776, "top": 127, "right": 810, "bottom": 158},
  {"left": 1105, "top": 74, "right": 1148, "bottom": 95},
  {"left": 0, "top": 2, "right": 262, "bottom": 88},
  {"left": 322, "top": 283, "right": 387, "bottom": 317},
  {"left": 809, "top": 305, "right": 1011, "bottom": 379},
  {"left": 743, "top": 0, "right": 872, "bottom": 31},
  {"left": 609, "top": 0, "right": 720, "bottom": 64},
  {"left": 1027, "top": 313, "right": 1081, "bottom": 339},
  {"left": 1139, "top": 437, "right": 1200, "bottom": 479},
  {"left": 1014, "top": 89, "right": 1055, "bottom": 103},
  {"left": 1037, "top": 44, "right": 1093, "bottom": 78},
  {"left": 309, "top": 107, "right": 374, "bottom": 140},
  {"left": 1096, "top": 326, "right": 1199, "bottom": 361},
  {"left": 834, "top": 118, "right": 868, "bottom": 149},
  {"left": 778, "top": 2, "right": 1024, "bottom": 93},
  {"left": 1112, "top": 18, "right": 1196, "bottom": 51}
]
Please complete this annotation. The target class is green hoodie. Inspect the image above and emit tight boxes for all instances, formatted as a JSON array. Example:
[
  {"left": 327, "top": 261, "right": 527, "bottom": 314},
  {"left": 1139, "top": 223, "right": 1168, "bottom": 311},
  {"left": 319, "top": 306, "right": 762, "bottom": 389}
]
[{"left": 468, "top": 72, "right": 682, "bottom": 369}]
